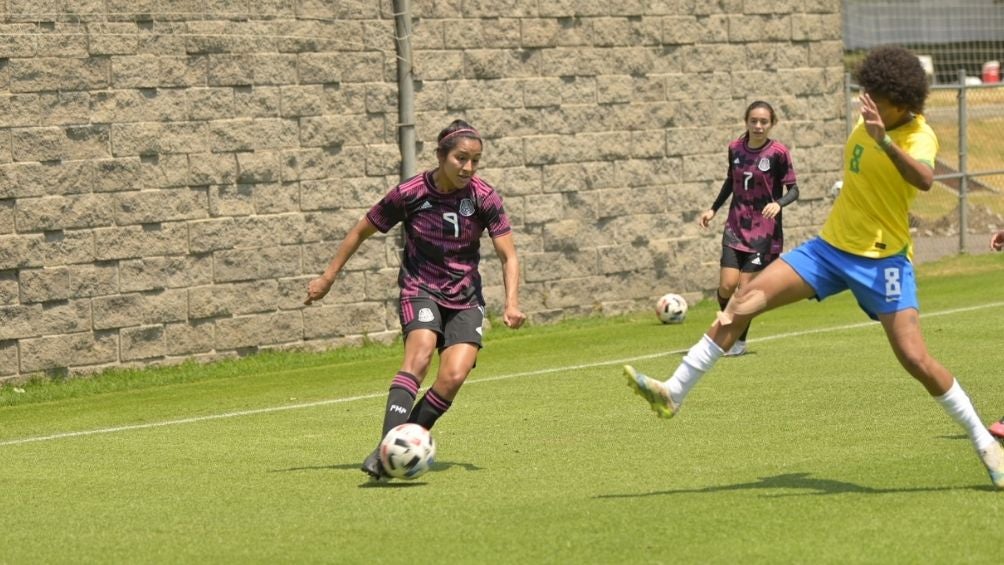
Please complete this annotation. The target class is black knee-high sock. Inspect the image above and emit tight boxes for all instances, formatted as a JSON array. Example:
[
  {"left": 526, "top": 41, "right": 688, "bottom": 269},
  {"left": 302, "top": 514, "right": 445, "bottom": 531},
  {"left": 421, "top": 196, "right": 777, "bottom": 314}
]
[
  {"left": 408, "top": 389, "right": 453, "bottom": 431},
  {"left": 381, "top": 371, "right": 420, "bottom": 437},
  {"left": 717, "top": 291, "right": 729, "bottom": 311}
]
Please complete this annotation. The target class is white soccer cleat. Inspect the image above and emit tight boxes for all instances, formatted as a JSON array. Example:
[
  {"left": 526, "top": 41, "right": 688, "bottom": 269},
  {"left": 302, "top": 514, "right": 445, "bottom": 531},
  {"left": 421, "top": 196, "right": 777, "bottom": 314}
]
[
  {"left": 623, "top": 365, "right": 678, "bottom": 419},
  {"left": 978, "top": 442, "right": 1004, "bottom": 489},
  {"left": 723, "top": 340, "right": 747, "bottom": 357}
]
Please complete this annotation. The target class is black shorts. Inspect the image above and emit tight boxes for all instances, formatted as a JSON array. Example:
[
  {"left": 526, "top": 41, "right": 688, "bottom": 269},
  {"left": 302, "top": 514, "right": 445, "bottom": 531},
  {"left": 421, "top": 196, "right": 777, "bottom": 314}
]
[
  {"left": 720, "top": 245, "right": 778, "bottom": 273},
  {"left": 400, "top": 296, "right": 484, "bottom": 351}
]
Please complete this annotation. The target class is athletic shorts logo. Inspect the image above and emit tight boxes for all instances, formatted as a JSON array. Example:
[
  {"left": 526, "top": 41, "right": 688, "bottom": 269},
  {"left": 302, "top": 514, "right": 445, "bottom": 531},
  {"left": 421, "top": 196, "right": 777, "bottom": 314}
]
[
  {"left": 884, "top": 267, "right": 902, "bottom": 303},
  {"left": 458, "top": 198, "right": 475, "bottom": 217},
  {"left": 757, "top": 158, "right": 771, "bottom": 172},
  {"left": 417, "top": 308, "right": 434, "bottom": 322},
  {"left": 751, "top": 254, "right": 762, "bottom": 266}
]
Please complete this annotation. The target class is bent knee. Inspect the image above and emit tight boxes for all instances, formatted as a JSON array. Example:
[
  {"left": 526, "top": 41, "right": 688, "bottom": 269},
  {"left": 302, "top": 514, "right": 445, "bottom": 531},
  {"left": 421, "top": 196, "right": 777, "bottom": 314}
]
[
  {"left": 402, "top": 352, "right": 435, "bottom": 378},
  {"left": 433, "top": 370, "right": 469, "bottom": 395}
]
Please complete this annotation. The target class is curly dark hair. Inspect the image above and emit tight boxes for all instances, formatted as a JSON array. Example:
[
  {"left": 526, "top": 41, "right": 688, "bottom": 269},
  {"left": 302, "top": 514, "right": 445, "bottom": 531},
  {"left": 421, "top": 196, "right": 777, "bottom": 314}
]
[{"left": 855, "top": 46, "right": 928, "bottom": 114}]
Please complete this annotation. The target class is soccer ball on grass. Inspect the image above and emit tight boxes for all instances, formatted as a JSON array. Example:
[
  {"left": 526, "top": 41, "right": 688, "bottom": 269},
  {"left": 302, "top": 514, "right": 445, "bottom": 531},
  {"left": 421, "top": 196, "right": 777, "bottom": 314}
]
[
  {"left": 655, "top": 293, "right": 688, "bottom": 324},
  {"left": 379, "top": 423, "right": 436, "bottom": 480}
]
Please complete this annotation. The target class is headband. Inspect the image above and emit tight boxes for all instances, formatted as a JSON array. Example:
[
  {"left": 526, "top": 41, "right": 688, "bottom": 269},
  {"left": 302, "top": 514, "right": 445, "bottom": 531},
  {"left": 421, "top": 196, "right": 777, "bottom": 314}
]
[{"left": 437, "top": 128, "right": 481, "bottom": 147}]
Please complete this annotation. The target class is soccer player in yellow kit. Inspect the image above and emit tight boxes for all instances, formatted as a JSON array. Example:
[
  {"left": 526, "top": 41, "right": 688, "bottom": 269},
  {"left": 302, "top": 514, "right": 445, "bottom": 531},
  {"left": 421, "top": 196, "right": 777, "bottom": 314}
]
[{"left": 623, "top": 46, "right": 1004, "bottom": 489}]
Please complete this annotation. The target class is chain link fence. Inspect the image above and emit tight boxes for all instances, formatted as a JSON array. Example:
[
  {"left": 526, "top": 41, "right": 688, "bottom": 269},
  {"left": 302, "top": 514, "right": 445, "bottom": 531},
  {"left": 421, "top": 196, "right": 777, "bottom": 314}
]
[
  {"left": 844, "top": 0, "right": 1004, "bottom": 261},
  {"left": 844, "top": 0, "right": 1004, "bottom": 84}
]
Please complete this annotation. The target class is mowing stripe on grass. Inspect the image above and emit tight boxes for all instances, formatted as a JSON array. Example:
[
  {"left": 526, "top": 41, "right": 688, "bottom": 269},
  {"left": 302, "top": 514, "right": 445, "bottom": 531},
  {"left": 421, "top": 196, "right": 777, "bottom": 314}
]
[{"left": 2, "top": 301, "right": 1001, "bottom": 448}]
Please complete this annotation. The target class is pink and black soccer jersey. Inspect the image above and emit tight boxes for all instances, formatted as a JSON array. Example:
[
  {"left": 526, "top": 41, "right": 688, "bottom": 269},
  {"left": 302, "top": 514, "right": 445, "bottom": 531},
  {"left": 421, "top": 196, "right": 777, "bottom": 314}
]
[
  {"left": 366, "top": 171, "right": 512, "bottom": 309},
  {"left": 718, "top": 137, "right": 797, "bottom": 255}
]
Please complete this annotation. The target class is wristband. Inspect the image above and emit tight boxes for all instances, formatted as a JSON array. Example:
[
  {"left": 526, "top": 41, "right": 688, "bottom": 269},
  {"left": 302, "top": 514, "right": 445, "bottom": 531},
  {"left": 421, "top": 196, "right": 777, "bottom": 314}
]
[{"left": 880, "top": 134, "right": 893, "bottom": 150}]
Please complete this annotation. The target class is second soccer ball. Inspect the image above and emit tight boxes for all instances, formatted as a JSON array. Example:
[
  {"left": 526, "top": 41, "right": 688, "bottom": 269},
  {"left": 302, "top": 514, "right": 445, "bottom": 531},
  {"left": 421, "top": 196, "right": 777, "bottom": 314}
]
[{"left": 379, "top": 423, "right": 437, "bottom": 480}]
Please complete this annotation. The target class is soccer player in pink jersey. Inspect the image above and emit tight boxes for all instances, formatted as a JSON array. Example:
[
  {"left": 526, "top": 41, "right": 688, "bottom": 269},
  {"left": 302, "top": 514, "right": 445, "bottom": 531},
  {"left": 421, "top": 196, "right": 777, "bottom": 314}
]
[
  {"left": 624, "top": 46, "right": 1004, "bottom": 488},
  {"left": 305, "top": 120, "right": 526, "bottom": 480},
  {"left": 698, "top": 101, "right": 799, "bottom": 356}
]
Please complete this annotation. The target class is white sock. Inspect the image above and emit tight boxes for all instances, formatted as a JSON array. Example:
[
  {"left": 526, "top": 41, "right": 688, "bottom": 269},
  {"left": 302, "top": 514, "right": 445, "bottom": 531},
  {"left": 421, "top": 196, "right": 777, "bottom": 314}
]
[
  {"left": 665, "top": 334, "right": 724, "bottom": 406},
  {"left": 935, "top": 379, "right": 996, "bottom": 451}
]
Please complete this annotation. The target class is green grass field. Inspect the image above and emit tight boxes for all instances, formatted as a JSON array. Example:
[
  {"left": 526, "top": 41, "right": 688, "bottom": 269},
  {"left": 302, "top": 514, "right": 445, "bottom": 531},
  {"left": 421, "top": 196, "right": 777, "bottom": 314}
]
[{"left": 3, "top": 254, "right": 1004, "bottom": 564}]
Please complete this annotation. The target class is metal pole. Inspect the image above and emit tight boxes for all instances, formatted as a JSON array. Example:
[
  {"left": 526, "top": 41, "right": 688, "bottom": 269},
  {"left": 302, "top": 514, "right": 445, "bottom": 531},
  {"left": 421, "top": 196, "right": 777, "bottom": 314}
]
[
  {"left": 957, "top": 69, "right": 968, "bottom": 254},
  {"left": 392, "top": 0, "right": 417, "bottom": 181},
  {"left": 845, "top": 72, "right": 854, "bottom": 139}
]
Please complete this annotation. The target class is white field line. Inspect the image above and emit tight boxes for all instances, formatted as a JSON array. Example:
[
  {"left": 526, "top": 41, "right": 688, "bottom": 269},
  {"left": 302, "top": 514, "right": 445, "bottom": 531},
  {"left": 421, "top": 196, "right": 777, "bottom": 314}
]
[{"left": 1, "top": 301, "right": 1001, "bottom": 448}]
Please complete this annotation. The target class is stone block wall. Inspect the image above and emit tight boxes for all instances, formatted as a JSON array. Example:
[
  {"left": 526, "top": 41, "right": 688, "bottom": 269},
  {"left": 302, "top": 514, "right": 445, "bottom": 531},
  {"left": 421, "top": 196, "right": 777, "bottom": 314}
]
[{"left": 0, "top": 0, "right": 844, "bottom": 381}]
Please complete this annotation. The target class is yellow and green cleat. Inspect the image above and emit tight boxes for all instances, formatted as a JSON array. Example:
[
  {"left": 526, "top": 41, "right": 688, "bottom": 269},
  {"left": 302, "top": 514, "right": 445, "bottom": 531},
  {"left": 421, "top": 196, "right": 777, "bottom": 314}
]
[{"left": 623, "top": 365, "right": 677, "bottom": 419}]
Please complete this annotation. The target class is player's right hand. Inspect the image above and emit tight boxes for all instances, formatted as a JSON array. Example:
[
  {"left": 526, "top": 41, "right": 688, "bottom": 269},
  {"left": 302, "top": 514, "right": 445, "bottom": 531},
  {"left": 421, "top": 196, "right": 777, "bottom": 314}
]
[
  {"left": 305, "top": 277, "right": 333, "bottom": 305},
  {"left": 698, "top": 209, "right": 715, "bottom": 228}
]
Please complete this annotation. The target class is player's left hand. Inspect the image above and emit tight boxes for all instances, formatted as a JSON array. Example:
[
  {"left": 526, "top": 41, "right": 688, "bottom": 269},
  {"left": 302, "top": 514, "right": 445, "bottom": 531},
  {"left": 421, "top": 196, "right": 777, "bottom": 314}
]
[
  {"left": 761, "top": 202, "right": 781, "bottom": 219},
  {"left": 503, "top": 305, "right": 526, "bottom": 329}
]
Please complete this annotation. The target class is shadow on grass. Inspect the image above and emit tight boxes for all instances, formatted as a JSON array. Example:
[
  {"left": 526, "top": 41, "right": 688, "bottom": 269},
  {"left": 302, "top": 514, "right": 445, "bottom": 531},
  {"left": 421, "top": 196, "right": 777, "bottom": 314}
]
[
  {"left": 596, "top": 472, "right": 993, "bottom": 498},
  {"left": 268, "top": 460, "right": 482, "bottom": 475},
  {"left": 357, "top": 480, "right": 427, "bottom": 489},
  {"left": 267, "top": 460, "right": 483, "bottom": 488}
]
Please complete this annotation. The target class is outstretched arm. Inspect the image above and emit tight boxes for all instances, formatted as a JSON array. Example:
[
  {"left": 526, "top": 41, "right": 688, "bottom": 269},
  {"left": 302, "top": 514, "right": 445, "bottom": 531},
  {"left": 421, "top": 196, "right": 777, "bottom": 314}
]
[
  {"left": 305, "top": 216, "right": 379, "bottom": 305},
  {"left": 491, "top": 232, "right": 526, "bottom": 329}
]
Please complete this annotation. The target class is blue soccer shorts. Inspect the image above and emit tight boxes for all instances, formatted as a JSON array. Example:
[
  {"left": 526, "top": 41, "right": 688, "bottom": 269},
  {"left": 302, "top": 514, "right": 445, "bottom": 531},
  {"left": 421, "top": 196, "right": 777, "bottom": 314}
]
[{"left": 781, "top": 237, "right": 919, "bottom": 320}]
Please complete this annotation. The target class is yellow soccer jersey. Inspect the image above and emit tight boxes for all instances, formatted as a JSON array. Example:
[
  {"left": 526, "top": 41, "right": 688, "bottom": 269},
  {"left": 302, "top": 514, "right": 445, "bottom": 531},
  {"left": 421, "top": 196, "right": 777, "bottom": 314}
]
[{"left": 821, "top": 115, "right": 938, "bottom": 259}]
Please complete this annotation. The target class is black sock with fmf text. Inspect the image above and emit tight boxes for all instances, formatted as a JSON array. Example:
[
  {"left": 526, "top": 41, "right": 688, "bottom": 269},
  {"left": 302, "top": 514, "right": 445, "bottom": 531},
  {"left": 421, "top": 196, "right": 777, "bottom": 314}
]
[
  {"left": 381, "top": 371, "right": 419, "bottom": 437},
  {"left": 409, "top": 388, "right": 453, "bottom": 431}
]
